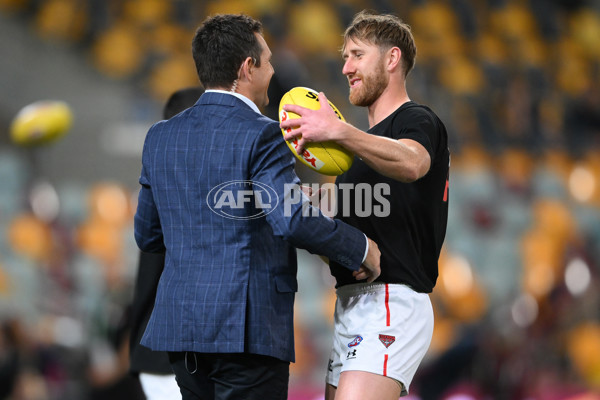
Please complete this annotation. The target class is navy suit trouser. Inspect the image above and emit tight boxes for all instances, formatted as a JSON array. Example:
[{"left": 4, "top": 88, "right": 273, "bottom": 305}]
[{"left": 168, "top": 351, "right": 289, "bottom": 400}]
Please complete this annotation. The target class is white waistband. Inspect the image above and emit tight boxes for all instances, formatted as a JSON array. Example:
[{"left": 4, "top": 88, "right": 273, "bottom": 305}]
[{"left": 335, "top": 282, "right": 415, "bottom": 297}]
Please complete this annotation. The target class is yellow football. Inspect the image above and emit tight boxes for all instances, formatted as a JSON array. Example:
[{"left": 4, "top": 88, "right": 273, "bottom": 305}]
[
  {"left": 10, "top": 100, "right": 73, "bottom": 146},
  {"left": 279, "top": 87, "right": 353, "bottom": 176}
]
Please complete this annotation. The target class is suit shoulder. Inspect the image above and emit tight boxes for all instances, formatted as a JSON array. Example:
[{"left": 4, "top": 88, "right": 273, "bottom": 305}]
[
  {"left": 146, "top": 105, "right": 196, "bottom": 134},
  {"left": 235, "top": 107, "right": 277, "bottom": 126},
  {"left": 228, "top": 110, "right": 280, "bottom": 139},
  {"left": 143, "top": 119, "right": 166, "bottom": 143}
]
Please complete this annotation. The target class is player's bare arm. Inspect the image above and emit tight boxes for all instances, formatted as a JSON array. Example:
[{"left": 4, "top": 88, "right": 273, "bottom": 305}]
[{"left": 281, "top": 92, "right": 430, "bottom": 183}]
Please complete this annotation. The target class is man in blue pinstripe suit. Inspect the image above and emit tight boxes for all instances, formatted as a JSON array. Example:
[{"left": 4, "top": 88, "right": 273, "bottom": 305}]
[{"left": 134, "top": 14, "right": 381, "bottom": 400}]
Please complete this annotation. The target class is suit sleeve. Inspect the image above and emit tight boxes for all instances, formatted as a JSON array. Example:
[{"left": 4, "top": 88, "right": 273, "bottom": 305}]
[
  {"left": 134, "top": 129, "right": 166, "bottom": 253},
  {"left": 249, "top": 121, "right": 366, "bottom": 271}
]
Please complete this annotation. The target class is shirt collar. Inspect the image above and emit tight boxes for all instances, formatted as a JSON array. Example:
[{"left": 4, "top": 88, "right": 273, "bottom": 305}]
[{"left": 205, "top": 89, "right": 261, "bottom": 115}]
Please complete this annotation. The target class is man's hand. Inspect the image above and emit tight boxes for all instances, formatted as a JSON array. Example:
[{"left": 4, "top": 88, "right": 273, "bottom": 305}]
[
  {"left": 280, "top": 92, "right": 343, "bottom": 155},
  {"left": 352, "top": 237, "right": 381, "bottom": 283},
  {"left": 299, "top": 184, "right": 313, "bottom": 198}
]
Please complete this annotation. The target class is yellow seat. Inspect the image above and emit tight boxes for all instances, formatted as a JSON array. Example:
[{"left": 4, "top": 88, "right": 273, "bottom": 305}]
[
  {"left": 91, "top": 23, "right": 145, "bottom": 79},
  {"left": 567, "top": 322, "right": 600, "bottom": 387},
  {"left": 568, "top": 8, "right": 600, "bottom": 60},
  {"left": 489, "top": 3, "right": 538, "bottom": 41},
  {"left": 147, "top": 55, "right": 199, "bottom": 101},
  {"left": 7, "top": 214, "right": 53, "bottom": 262},
  {"left": 0, "top": 0, "right": 29, "bottom": 13},
  {"left": 436, "top": 252, "right": 488, "bottom": 322},
  {"left": 123, "top": 0, "right": 172, "bottom": 27},
  {"left": 288, "top": 1, "right": 343, "bottom": 55},
  {"left": 437, "top": 55, "right": 485, "bottom": 96},
  {"left": 496, "top": 148, "right": 534, "bottom": 189},
  {"left": 35, "top": 0, "right": 88, "bottom": 42},
  {"left": 476, "top": 33, "right": 509, "bottom": 65}
]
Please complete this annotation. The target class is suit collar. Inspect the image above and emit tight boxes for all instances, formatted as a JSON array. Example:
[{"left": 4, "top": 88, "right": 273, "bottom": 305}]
[{"left": 199, "top": 90, "right": 261, "bottom": 115}]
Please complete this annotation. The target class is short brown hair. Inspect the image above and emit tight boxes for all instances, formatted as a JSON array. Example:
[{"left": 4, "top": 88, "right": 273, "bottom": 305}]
[
  {"left": 192, "top": 14, "right": 263, "bottom": 89},
  {"left": 343, "top": 10, "right": 417, "bottom": 77}
]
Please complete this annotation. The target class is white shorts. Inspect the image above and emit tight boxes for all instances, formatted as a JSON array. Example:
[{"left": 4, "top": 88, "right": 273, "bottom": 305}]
[
  {"left": 325, "top": 283, "right": 434, "bottom": 397},
  {"left": 139, "top": 372, "right": 181, "bottom": 400}
]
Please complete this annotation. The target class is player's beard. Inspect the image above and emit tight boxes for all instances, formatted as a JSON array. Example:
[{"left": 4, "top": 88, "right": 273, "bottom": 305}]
[{"left": 349, "top": 59, "right": 388, "bottom": 107}]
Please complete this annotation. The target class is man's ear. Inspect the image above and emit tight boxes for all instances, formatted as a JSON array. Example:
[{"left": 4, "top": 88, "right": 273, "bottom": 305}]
[
  {"left": 387, "top": 47, "right": 402, "bottom": 72},
  {"left": 239, "top": 56, "right": 255, "bottom": 81}
]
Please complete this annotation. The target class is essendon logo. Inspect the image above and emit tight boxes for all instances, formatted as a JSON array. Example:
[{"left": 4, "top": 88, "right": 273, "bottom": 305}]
[{"left": 379, "top": 334, "right": 395, "bottom": 348}]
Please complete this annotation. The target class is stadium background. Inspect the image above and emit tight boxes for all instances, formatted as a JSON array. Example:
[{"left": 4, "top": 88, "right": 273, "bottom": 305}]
[{"left": 0, "top": 0, "right": 599, "bottom": 399}]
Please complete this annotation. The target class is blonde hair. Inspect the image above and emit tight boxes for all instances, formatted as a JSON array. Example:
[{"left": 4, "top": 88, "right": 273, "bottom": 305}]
[{"left": 343, "top": 10, "right": 417, "bottom": 77}]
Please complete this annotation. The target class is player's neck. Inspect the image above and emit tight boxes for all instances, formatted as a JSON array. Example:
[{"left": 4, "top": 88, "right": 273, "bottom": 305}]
[{"left": 367, "top": 85, "right": 410, "bottom": 128}]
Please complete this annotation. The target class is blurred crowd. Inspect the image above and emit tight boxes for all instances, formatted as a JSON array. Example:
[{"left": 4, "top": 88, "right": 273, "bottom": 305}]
[{"left": 0, "top": 0, "right": 600, "bottom": 399}]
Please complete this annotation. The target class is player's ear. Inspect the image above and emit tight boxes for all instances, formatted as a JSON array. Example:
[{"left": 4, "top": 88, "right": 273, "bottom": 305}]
[{"left": 387, "top": 47, "right": 402, "bottom": 72}]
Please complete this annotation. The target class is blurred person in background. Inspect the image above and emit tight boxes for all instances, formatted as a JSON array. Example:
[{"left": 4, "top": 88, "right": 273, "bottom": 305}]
[
  {"left": 281, "top": 10, "right": 450, "bottom": 400},
  {"left": 133, "top": 13, "right": 380, "bottom": 400},
  {"left": 129, "top": 86, "right": 204, "bottom": 400},
  {"left": 0, "top": 319, "right": 21, "bottom": 399}
]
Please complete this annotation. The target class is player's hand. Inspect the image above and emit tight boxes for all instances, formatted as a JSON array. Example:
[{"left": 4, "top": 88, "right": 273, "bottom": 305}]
[
  {"left": 353, "top": 237, "right": 381, "bottom": 283},
  {"left": 280, "top": 92, "right": 342, "bottom": 155},
  {"left": 299, "top": 184, "right": 313, "bottom": 198},
  {"left": 301, "top": 185, "right": 336, "bottom": 218}
]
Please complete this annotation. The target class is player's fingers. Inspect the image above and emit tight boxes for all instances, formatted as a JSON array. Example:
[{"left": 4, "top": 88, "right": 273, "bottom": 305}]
[
  {"left": 318, "top": 92, "right": 329, "bottom": 107},
  {"left": 366, "top": 272, "right": 377, "bottom": 283},
  {"left": 283, "top": 127, "right": 302, "bottom": 141},
  {"left": 353, "top": 271, "right": 366, "bottom": 281},
  {"left": 354, "top": 268, "right": 375, "bottom": 283},
  {"left": 316, "top": 187, "right": 326, "bottom": 202},
  {"left": 280, "top": 118, "right": 301, "bottom": 131},
  {"left": 300, "top": 185, "right": 313, "bottom": 197},
  {"left": 282, "top": 103, "right": 309, "bottom": 115},
  {"left": 352, "top": 267, "right": 367, "bottom": 281},
  {"left": 295, "top": 139, "right": 306, "bottom": 155}
]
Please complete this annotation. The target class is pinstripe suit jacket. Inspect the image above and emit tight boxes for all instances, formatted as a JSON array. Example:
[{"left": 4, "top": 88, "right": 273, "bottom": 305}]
[{"left": 134, "top": 92, "right": 366, "bottom": 362}]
